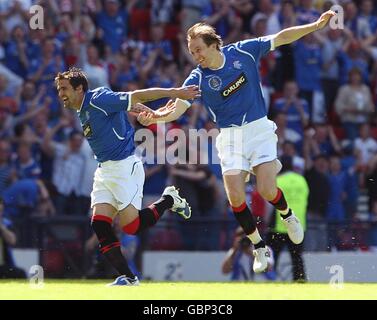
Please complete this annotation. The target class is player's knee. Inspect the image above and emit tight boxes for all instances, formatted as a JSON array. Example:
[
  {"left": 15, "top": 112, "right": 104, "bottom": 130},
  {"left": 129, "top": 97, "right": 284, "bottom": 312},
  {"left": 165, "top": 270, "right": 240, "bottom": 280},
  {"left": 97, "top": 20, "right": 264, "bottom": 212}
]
[
  {"left": 228, "top": 192, "right": 245, "bottom": 207},
  {"left": 257, "top": 185, "right": 276, "bottom": 201}
]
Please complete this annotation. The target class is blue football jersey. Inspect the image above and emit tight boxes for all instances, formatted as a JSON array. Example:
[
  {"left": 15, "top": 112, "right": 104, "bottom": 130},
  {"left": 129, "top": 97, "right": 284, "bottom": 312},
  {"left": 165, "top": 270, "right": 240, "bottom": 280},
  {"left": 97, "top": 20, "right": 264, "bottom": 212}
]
[
  {"left": 183, "top": 37, "right": 274, "bottom": 128},
  {"left": 77, "top": 87, "right": 135, "bottom": 162}
]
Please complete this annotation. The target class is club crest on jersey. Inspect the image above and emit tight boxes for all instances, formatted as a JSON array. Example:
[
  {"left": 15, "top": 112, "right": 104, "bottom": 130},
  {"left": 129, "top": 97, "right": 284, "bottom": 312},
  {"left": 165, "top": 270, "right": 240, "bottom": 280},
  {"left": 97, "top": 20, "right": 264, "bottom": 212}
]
[
  {"left": 233, "top": 60, "right": 242, "bottom": 69},
  {"left": 221, "top": 73, "right": 248, "bottom": 99},
  {"left": 208, "top": 75, "right": 222, "bottom": 91}
]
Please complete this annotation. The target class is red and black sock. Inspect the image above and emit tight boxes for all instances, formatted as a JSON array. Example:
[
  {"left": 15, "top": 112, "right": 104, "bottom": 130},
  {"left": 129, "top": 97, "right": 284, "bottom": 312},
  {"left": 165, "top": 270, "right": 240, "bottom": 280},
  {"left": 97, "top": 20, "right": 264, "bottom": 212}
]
[
  {"left": 91, "top": 215, "right": 134, "bottom": 278},
  {"left": 123, "top": 195, "right": 174, "bottom": 235},
  {"left": 268, "top": 188, "right": 292, "bottom": 218},
  {"left": 231, "top": 202, "right": 258, "bottom": 235}
]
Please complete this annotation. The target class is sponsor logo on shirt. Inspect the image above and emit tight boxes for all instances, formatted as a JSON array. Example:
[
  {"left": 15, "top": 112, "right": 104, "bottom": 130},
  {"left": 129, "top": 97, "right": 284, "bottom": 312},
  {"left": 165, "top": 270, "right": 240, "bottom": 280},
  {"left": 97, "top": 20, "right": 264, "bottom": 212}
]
[
  {"left": 208, "top": 75, "right": 222, "bottom": 91},
  {"left": 221, "top": 73, "right": 247, "bottom": 99},
  {"left": 83, "top": 122, "right": 93, "bottom": 137}
]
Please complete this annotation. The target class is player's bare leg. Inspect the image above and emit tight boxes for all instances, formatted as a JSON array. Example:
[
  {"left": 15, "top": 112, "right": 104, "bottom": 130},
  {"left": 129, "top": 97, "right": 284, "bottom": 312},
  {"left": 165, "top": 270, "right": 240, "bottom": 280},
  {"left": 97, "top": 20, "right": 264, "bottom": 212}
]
[
  {"left": 254, "top": 160, "right": 304, "bottom": 244},
  {"left": 223, "top": 170, "right": 270, "bottom": 273}
]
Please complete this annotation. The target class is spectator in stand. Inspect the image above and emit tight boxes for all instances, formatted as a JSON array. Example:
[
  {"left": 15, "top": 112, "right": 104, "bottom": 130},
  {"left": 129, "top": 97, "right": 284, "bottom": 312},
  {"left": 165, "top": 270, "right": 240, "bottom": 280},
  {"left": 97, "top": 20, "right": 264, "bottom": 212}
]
[
  {"left": 151, "top": 0, "right": 175, "bottom": 25},
  {"left": 229, "top": 0, "right": 254, "bottom": 34},
  {"left": 305, "top": 123, "right": 342, "bottom": 158},
  {"left": 304, "top": 153, "right": 330, "bottom": 251},
  {"left": 257, "top": 0, "right": 281, "bottom": 35},
  {"left": 83, "top": 44, "right": 110, "bottom": 89},
  {"left": 96, "top": 0, "right": 128, "bottom": 54},
  {"left": 358, "top": 0, "right": 377, "bottom": 35},
  {"left": 181, "top": 0, "right": 211, "bottom": 33},
  {"left": 201, "top": 0, "right": 242, "bottom": 45},
  {"left": 366, "top": 154, "right": 377, "bottom": 214},
  {"left": 111, "top": 52, "right": 139, "bottom": 91},
  {"left": 355, "top": 123, "right": 377, "bottom": 187},
  {"left": 12, "top": 142, "right": 41, "bottom": 180},
  {"left": 0, "top": 197, "right": 26, "bottom": 279},
  {"left": 320, "top": 27, "right": 350, "bottom": 114},
  {"left": 340, "top": 140, "right": 360, "bottom": 220},
  {"left": 326, "top": 154, "right": 347, "bottom": 222},
  {"left": 0, "top": 75, "right": 18, "bottom": 119},
  {"left": 273, "top": 112, "right": 303, "bottom": 154},
  {"left": 3, "top": 178, "right": 55, "bottom": 218},
  {"left": 355, "top": 123, "right": 377, "bottom": 171},
  {"left": 4, "top": 25, "right": 30, "bottom": 79},
  {"left": 293, "top": 33, "right": 323, "bottom": 121},
  {"left": 41, "top": 121, "right": 86, "bottom": 216},
  {"left": 280, "top": 141, "right": 305, "bottom": 174},
  {"left": 296, "top": 0, "right": 320, "bottom": 25},
  {"left": 335, "top": 67, "right": 375, "bottom": 140},
  {"left": 326, "top": 154, "right": 348, "bottom": 250},
  {"left": 271, "top": 80, "right": 309, "bottom": 148},
  {"left": 141, "top": 22, "right": 174, "bottom": 68},
  {"left": 28, "top": 37, "right": 65, "bottom": 89},
  {"left": 0, "top": 139, "right": 14, "bottom": 196},
  {"left": 274, "top": 1, "right": 297, "bottom": 89}
]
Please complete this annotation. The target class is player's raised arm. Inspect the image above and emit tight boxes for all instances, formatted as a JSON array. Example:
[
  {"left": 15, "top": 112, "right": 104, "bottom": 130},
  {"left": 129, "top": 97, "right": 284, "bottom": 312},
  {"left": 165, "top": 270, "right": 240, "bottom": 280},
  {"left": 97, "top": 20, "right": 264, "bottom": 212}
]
[
  {"left": 273, "top": 10, "right": 335, "bottom": 48},
  {"left": 130, "top": 85, "right": 200, "bottom": 105}
]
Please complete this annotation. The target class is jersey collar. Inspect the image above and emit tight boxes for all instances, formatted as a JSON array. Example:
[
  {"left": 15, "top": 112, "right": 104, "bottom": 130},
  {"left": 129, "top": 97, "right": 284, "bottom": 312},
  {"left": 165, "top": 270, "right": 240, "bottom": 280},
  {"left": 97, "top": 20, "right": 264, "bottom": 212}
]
[{"left": 77, "top": 92, "right": 87, "bottom": 113}]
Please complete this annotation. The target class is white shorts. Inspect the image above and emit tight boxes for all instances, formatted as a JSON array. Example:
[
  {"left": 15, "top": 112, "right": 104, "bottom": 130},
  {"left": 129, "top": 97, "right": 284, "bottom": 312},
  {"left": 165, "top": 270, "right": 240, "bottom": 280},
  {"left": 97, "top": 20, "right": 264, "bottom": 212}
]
[
  {"left": 215, "top": 116, "right": 281, "bottom": 175},
  {"left": 91, "top": 155, "right": 145, "bottom": 211}
]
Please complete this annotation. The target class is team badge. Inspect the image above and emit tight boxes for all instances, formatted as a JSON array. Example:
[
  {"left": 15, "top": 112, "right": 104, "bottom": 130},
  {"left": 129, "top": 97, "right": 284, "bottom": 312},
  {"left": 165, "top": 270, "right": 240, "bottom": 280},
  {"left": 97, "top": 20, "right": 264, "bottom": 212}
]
[{"left": 208, "top": 75, "right": 222, "bottom": 91}]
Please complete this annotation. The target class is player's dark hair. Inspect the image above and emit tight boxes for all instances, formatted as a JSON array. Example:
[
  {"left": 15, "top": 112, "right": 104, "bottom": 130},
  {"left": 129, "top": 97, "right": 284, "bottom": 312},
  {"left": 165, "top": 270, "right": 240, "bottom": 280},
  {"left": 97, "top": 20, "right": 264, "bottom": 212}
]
[
  {"left": 187, "top": 23, "right": 223, "bottom": 50},
  {"left": 54, "top": 67, "right": 89, "bottom": 92}
]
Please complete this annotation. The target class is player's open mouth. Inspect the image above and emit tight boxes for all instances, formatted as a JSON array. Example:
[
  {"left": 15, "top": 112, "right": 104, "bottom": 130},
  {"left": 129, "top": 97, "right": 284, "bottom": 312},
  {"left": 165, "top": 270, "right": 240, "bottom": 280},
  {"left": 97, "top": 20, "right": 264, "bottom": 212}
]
[{"left": 199, "top": 58, "right": 205, "bottom": 64}]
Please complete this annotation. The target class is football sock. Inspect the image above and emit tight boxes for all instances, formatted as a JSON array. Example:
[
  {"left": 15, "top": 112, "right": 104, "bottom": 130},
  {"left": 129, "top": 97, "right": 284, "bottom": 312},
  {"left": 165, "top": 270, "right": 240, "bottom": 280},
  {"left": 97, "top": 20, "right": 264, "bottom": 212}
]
[
  {"left": 122, "top": 195, "right": 174, "bottom": 235},
  {"left": 268, "top": 188, "right": 290, "bottom": 216},
  {"left": 231, "top": 202, "right": 259, "bottom": 237},
  {"left": 91, "top": 215, "right": 134, "bottom": 278},
  {"left": 247, "top": 228, "right": 264, "bottom": 246}
]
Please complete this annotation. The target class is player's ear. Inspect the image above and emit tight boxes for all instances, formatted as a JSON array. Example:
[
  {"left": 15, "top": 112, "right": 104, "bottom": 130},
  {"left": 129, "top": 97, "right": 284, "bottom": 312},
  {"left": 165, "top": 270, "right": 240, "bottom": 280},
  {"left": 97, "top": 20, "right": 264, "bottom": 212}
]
[{"left": 76, "top": 84, "right": 84, "bottom": 93}]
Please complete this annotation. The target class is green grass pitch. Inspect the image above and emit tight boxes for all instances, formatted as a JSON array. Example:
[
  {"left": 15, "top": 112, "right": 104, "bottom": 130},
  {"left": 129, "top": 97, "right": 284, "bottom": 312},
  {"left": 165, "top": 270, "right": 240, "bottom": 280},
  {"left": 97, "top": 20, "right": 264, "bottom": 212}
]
[{"left": 0, "top": 280, "right": 377, "bottom": 300}]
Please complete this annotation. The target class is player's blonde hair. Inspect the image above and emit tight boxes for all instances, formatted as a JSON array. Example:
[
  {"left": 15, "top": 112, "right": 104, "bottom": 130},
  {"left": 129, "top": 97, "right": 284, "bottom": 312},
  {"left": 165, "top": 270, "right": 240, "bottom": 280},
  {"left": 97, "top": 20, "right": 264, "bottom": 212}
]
[{"left": 187, "top": 23, "right": 223, "bottom": 50}]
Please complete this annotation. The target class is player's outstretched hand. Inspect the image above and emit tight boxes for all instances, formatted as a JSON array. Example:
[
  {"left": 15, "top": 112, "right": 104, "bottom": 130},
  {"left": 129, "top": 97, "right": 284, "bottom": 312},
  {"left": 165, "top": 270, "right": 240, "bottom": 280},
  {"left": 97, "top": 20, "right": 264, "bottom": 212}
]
[
  {"left": 154, "top": 99, "right": 176, "bottom": 117},
  {"left": 174, "top": 85, "right": 201, "bottom": 100},
  {"left": 137, "top": 100, "right": 176, "bottom": 126},
  {"left": 316, "top": 10, "right": 336, "bottom": 30}
]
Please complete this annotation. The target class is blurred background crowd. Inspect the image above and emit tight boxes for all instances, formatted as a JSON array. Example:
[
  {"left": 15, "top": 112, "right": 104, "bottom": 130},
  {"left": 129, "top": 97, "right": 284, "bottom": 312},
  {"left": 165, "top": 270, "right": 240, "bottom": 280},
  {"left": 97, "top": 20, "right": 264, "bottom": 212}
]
[{"left": 0, "top": 0, "right": 377, "bottom": 279}]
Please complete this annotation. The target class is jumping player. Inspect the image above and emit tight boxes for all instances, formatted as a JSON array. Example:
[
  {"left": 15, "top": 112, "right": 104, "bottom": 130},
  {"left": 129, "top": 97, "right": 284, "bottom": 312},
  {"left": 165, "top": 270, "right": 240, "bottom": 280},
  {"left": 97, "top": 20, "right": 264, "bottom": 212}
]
[
  {"left": 55, "top": 68, "right": 200, "bottom": 285},
  {"left": 138, "top": 11, "right": 335, "bottom": 273}
]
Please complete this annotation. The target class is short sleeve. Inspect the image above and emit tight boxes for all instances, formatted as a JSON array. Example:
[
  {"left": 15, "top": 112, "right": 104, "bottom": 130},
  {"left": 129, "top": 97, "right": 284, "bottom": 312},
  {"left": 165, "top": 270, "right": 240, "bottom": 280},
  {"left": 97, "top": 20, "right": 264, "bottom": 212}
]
[
  {"left": 90, "top": 87, "right": 131, "bottom": 113},
  {"left": 182, "top": 70, "right": 202, "bottom": 106},
  {"left": 236, "top": 36, "right": 274, "bottom": 61}
]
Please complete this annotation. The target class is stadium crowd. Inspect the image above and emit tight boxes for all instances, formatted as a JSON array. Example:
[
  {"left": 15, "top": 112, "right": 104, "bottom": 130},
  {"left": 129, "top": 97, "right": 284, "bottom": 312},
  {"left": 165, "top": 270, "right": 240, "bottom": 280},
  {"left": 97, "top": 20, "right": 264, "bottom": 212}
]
[{"left": 1, "top": 0, "right": 377, "bottom": 277}]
